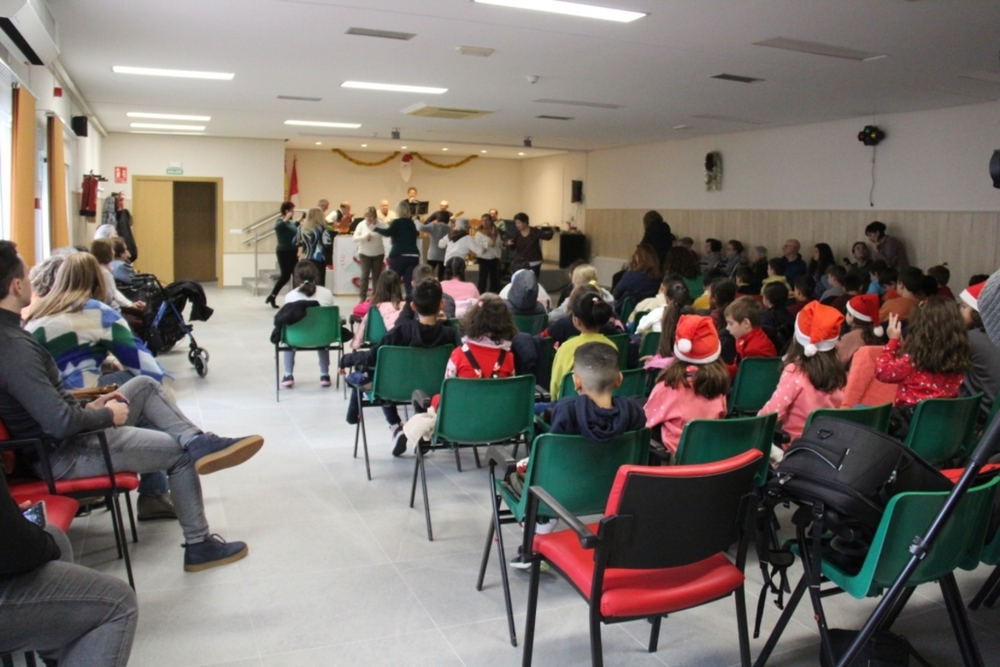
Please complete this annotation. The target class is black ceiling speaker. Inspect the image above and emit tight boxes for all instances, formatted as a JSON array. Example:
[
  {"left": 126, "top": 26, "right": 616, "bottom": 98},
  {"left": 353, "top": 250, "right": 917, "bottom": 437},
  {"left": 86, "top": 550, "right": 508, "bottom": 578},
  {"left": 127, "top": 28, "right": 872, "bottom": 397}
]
[
  {"left": 858, "top": 125, "right": 884, "bottom": 146},
  {"left": 991, "top": 150, "right": 1000, "bottom": 189},
  {"left": 70, "top": 115, "right": 88, "bottom": 137},
  {"left": 571, "top": 180, "right": 583, "bottom": 203}
]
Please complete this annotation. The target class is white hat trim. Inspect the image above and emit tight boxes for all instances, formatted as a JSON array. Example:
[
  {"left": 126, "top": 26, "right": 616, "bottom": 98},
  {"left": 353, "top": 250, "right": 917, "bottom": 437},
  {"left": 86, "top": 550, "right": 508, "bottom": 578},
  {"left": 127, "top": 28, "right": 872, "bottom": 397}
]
[
  {"left": 960, "top": 289, "right": 979, "bottom": 312},
  {"left": 673, "top": 342, "right": 721, "bottom": 365},
  {"left": 794, "top": 321, "right": 838, "bottom": 356},
  {"left": 846, "top": 302, "right": 871, "bottom": 323}
]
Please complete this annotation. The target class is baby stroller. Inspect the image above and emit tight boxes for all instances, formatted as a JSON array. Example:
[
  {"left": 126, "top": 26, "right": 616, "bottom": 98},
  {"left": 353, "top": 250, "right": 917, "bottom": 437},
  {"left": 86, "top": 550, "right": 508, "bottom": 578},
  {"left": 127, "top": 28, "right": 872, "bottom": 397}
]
[{"left": 123, "top": 274, "right": 213, "bottom": 377}]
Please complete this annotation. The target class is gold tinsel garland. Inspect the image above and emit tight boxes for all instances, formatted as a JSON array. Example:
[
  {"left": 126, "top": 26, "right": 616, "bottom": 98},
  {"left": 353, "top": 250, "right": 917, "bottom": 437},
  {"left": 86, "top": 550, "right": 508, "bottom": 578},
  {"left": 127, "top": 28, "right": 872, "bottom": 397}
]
[
  {"left": 331, "top": 149, "right": 400, "bottom": 166},
  {"left": 410, "top": 152, "right": 479, "bottom": 169}
]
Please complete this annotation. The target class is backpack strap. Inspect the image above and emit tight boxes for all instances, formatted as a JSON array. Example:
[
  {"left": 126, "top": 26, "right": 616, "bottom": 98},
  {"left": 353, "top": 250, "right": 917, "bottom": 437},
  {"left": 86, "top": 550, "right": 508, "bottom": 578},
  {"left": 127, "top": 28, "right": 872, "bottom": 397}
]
[{"left": 461, "top": 346, "right": 508, "bottom": 378}]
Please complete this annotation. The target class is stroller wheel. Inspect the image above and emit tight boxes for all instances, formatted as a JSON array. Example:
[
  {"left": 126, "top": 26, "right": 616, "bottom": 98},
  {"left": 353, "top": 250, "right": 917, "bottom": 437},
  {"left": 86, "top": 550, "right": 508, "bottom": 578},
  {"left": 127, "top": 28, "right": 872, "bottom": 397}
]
[{"left": 192, "top": 354, "right": 208, "bottom": 378}]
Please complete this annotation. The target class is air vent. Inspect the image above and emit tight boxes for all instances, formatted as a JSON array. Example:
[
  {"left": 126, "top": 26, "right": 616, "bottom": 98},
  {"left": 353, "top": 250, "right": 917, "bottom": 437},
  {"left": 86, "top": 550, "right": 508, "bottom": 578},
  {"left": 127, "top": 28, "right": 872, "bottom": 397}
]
[
  {"left": 534, "top": 98, "right": 622, "bottom": 109},
  {"left": 754, "top": 37, "right": 886, "bottom": 62},
  {"left": 457, "top": 45, "right": 494, "bottom": 57},
  {"left": 536, "top": 115, "right": 572, "bottom": 121},
  {"left": 401, "top": 103, "right": 492, "bottom": 120},
  {"left": 278, "top": 95, "right": 322, "bottom": 102},
  {"left": 712, "top": 73, "right": 763, "bottom": 84},
  {"left": 691, "top": 114, "right": 767, "bottom": 125},
  {"left": 346, "top": 27, "right": 415, "bottom": 41}
]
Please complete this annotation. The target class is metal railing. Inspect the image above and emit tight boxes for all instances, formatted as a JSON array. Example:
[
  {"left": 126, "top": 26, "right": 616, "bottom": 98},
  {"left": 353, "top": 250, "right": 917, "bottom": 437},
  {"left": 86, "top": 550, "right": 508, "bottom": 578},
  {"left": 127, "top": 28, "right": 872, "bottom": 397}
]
[
  {"left": 240, "top": 208, "right": 309, "bottom": 234},
  {"left": 239, "top": 209, "right": 311, "bottom": 296}
]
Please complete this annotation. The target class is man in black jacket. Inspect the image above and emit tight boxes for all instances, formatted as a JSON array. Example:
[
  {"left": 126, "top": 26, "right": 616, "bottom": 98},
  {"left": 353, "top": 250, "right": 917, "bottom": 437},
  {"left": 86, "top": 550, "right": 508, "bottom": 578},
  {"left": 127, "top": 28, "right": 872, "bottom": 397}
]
[
  {"left": 0, "top": 474, "right": 138, "bottom": 665},
  {"left": 639, "top": 210, "right": 673, "bottom": 268}
]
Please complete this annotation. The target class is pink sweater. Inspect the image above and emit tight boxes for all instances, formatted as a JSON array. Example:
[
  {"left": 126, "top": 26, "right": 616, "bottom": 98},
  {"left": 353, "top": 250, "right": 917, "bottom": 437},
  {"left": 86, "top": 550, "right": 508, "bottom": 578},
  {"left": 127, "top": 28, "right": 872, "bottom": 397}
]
[
  {"left": 350, "top": 302, "right": 402, "bottom": 350},
  {"left": 758, "top": 363, "right": 844, "bottom": 443},
  {"left": 644, "top": 381, "right": 727, "bottom": 454}
]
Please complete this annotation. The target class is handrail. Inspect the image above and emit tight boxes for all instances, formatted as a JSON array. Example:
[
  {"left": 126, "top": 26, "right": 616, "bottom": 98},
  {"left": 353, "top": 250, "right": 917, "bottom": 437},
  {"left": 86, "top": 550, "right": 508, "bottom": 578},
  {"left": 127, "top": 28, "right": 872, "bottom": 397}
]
[
  {"left": 241, "top": 208, "right": 310, "bottom": 234},
  {"left": 242, "top": 229, "right": 276, "bottom": 246}
]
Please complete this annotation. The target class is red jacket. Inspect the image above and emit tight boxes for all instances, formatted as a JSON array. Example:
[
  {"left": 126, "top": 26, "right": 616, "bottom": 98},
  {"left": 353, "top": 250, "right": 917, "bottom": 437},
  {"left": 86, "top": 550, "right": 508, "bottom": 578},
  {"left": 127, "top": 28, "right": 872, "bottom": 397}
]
[
  {"left": 727, "top": 327, "right": 777, "bottom": 378},
  {"left": 874, "top": 339, "right": 963, "bottom": 407},
  {"left": 431, "top": 340, "right": 515, "bottom": 409}
]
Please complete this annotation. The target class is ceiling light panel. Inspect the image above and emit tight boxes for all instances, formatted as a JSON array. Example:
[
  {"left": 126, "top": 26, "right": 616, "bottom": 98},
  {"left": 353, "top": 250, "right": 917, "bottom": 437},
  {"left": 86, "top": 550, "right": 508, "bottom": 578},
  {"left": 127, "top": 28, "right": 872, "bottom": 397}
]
[
  {"left": 711, "top": 73, "right": 764, "bottom": 84},
  {"left": 754, "top": 37, "right": 886, "bottom": 62},
  {"left": 130, "top": 122, "right": 206, "bottom": 130},
  {"left": 127, "top": 112, "right": 211, "bottom": 121},
  {"left": 345, "top": 27, "right": 416, "bottom": 40},
  {"left": 534, "top": 98, "right": 622, "bottom": 109},
  {"left": 457, "top": 45, "right": 494, "bottom": 57},
  {"left": 342, "top": 81, "right": 448, "bottom": 94},
  {"left": 690, "top": 114, "right": 767, "bottom": 125},
  {"left": 113, "top": 66, "right": 234, "bottom": 80},
  {"left": 284, "top": 120, "right": 362, "bottom": 128},
  {"left": 278, "top": 95, "right": 321, "bottom": 102},
  {"left": 130, "top": 131, "right": 207, "bottom": 136},
  {"left": 473, "top": 0, "right": 646, "bottom": 23},
  {"left": 537, "top": 115, "right": 573, "bottom": 120}
]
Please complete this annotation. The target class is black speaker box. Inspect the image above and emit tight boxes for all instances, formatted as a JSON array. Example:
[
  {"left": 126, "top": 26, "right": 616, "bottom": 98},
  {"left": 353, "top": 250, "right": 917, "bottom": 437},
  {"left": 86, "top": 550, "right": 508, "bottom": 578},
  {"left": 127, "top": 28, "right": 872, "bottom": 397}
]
[
  {"left": 71, "top": 115, "right": 88, "bottom": 137},
  {"left": 571, "top": 179, "right": 583, "bottom": 203},
  {"left": 991, "top": 150, "right": 1000, "bottom": 189}
]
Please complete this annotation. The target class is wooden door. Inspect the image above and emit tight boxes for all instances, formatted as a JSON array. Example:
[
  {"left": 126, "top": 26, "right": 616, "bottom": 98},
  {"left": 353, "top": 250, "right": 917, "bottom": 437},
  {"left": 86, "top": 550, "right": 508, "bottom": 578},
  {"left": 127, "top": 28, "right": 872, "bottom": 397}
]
[
  {"left": 173, "top": 181, "right": 217, "bottom": 281},
  {"left": 132, "top": 178, "right": 174, "bottom": 283}
]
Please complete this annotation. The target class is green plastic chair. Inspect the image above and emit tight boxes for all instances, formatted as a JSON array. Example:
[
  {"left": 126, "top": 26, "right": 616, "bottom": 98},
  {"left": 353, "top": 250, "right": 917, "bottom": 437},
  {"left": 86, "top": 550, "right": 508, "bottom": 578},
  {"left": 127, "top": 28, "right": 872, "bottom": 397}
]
[
  {"left": 559, "top": 367, "right": 647, "bottom": 399},
  {"left": 758, "top": 477, "right": 999, "bottom": 667},
  {"left": 412, "top": 375, "right": 536, "bottom": 541},
  {"left": 960, "top": 396, "right": 1000, "bottom": 460},
  {"left": 478, "top": 429, "right": 651, "bottom": 646},
  {"left": 968, "top": 506, "right": 1000, "bottom": 610},
  {"left": 674, "top": 413, "right": 777, "bottom": 487},
  {"left": 513, "top": 313, "right": 548, "bottom": 335},
  {"left": 618, "top": 296, "right": 636, "bottom": 324},
  {"left": 804, "top": 403, "right": 893, "bottom": 433},
  {"left": 274, "top": 306, "right": 343, "bottom": 402},
  {"left": 352, "top": 345, "right": 453, "bottom": 480},
  {"left": 605, "top": 332, "right": 630, "bottom": 370},
  {"left": 362, "top": 305, "right": 388, "bottom": 346},
  {"left": 904, "top": 394, "right": 982, "bottom": 466},
  {"left": 638, "top": 331, "right": 661, "bottom": 359},
  {"left": 728, "top": 357, "right": 783, "bottom": 416}
]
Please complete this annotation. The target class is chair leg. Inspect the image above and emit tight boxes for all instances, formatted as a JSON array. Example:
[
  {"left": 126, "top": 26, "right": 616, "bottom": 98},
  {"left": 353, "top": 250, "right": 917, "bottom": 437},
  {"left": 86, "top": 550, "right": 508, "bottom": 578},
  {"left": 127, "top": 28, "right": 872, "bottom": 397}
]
[
  {"left": 110, "top": 492, "right": 135, "bottom": 590},
  {"left": 753, "top": 574, "right": 808, "bottom": 667},
  {"left": 419, "top": 448, "right": 433, "bottom": 541},
  {"left": 454, "top": 447, "right": 463, "bottom": 473},
  {"left": 734, "top": 585, "right": 752, "bottom": 667},
  {"left": 969, "top": 564, "right": 1000, "bottom": 610},
  {"left": 275, "top": 345, "right": 280, "bottom": 403},
  {"left": 473, "top": 445, "right": 482, "bottom": 469},
  {"left": 356, "top": 391, "right": 371, "bottom": 481},
  {"left": 476, "top": 516, "right": 495, "bottom": 592},
  {"left": 647, "top": 616, "right": 661, "bottom": 652},
  {"left": 124, "top": 491, "right": 138, "bottom": 543},
  {"left": 0, "top": 655, "right": 11, "bottom": 667},
  {"left": 940, "top": 573, "right": 986, "bottom": 667},
  {"left": 409, "top": 450, "right": 420, "bottom": 508},
  {"left": 522, "top": 558, "right": 542, "bottom": 667},
  {"left": 493, "top": 497, "right": 517, "bottom": 646},
  {"left": 24, "top": 652, "right": 36, "bottom": 667},
  {"left": 108, "top": 492, "right": 124, "bottom": 559},
  {"left": 589, "top": 602, "right": 604, "bottom": 667},
  {"left": 877, "top": 586, "right": 916, "bottom": 633}
]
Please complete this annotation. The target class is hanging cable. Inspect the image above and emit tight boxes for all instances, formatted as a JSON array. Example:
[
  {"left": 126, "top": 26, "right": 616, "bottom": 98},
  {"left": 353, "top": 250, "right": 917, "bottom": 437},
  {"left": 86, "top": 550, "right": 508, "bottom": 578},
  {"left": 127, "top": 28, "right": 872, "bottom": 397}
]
[{"left": 869, "top": 145, "right": 877, "bottom": 207}]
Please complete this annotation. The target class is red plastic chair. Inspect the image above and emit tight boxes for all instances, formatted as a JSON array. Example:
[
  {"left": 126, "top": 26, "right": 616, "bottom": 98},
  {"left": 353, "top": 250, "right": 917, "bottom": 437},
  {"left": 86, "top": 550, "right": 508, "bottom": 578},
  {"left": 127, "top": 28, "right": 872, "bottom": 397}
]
[
  {"left": 0, "top": 418, "right": 139, "bottom": 589},
  {"left": 521, "top": 449, "right": 763, "bottom": 667}
]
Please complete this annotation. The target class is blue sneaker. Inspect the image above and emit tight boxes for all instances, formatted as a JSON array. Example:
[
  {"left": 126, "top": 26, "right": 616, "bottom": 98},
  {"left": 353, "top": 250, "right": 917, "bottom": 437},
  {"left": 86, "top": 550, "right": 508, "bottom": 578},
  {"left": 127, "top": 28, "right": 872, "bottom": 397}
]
[
  {"left": 187, "top": 433, "right": 263, "bottom": 475},
  {"left": 183, "top": 534, "right": 248, "bottom": 572}
]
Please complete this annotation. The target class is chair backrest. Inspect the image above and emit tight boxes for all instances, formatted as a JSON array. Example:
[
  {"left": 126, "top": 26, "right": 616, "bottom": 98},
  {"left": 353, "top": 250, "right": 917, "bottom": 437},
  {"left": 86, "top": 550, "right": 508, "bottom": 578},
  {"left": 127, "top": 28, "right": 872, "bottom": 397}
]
[
  {"left": 638, "top": 330, "right": 660, "bottom": 359},
  {"left": 856, "top": 477, "right": 999, "bottom": 593},
  {"left": 559, "top": 368, "right": 646, "bottom": 399},
  {"left": 521, "top": 429, "right": 650, "bottom": 520},
  {"left": 904, "top": 394, "right": 982, "bottom": 466},
  {"left": 370, "top": 345, "right": 454, "bottom": 403},
  {"left": 363, "top": 306, "right": 388, "bottom": 345},
  {"left": 601, "top": 449, "right": 762, "bottom": 569},
  {"left": 513, "top": 313, "right": 548, "bottom": 336},
  {"left": 805, "top": 403, "right": 893, "bottom": 433},
  {"left": 619, "top": 297, "right": 636, "bottom": 324},
  {"left": 433, "top": 375, "right": 536, "bottom": 445},
  {"left": 605, "top": 333, "right": 630, "bottom": 370},
  {"left": 728, "top": 357, "right": 783, "bottom": 415},
  {"left": 675, "top": 413, "right": 777, "bottom": 487},
  {"left": 281, "top": 306, "right": 342, "bottom": 348}
]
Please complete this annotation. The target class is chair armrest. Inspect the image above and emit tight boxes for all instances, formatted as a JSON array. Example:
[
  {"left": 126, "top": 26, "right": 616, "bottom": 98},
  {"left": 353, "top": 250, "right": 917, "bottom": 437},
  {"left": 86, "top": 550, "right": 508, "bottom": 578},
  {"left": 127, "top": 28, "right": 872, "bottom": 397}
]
[
  {"left": 0, "top": 435, "right": 54, "bottom": 491},
  {"left": 485, "top": 445, "right": 516, "bottom": 474},
  {"left": 411, "top": 389, "right": 431, "bottom": 412},
  {"left": 77, "top": 429, "right": 124, "bottom": 492},
  {"left": 529, "top": 486, "right": 599, "bottom": 549},
  {"left": 535, "top": 385, "right": 551, "bottom": 402}
]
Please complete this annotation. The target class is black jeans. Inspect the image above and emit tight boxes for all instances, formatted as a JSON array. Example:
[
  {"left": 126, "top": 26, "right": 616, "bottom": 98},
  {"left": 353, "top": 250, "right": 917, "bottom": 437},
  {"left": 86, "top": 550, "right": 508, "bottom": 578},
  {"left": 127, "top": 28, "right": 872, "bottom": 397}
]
[
  {"left": 271, "top": 249, "right": 298, "bottom": 297},
  {"left": 389, "top": 255, "right": 420, "bottom": 296},
  {"left": 477, "top": 258, "right": 501, "bottom": 294},
  {"left": 309, "top": 259, "right": 326, "bottom": 287},
  {"left": 427, "top": 260, "right": 444, "bottom": 281}
]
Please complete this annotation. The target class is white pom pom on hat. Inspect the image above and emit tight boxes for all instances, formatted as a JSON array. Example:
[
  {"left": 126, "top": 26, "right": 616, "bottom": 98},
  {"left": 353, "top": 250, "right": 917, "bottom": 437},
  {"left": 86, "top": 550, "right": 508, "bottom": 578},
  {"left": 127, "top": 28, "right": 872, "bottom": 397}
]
[
  {"left": 804, "top": 343, "right": 818, "bottom": 357},
  {"left": 677, "top": 338, "right": 693, "bottom": 354},
  {"left": 873, "top": 324, "right": 884, "bottom": 337}
]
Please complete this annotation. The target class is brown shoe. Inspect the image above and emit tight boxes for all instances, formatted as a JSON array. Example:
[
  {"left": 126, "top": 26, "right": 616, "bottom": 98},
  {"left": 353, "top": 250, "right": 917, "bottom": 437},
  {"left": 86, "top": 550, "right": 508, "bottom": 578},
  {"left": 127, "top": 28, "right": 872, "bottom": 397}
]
[
  {"left": 187, "top": 434, "right": 264, "bottom": 475},
  {"left": 137, "top": 492, "right": 178, "bottom": 522}
]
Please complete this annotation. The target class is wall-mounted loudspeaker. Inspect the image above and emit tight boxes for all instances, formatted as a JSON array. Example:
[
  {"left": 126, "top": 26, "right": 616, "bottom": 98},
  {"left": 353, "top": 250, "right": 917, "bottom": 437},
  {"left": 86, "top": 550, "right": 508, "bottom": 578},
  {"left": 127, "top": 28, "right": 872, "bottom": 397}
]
[
  {"left": 991, "top": 150, "right": 1000, "bottom": 189},
  {"left": 571, "top": 179, "right": 583, "bottom": 203},
  {"left": 70, "top": 116, "right": 88, "bottom": 137}
]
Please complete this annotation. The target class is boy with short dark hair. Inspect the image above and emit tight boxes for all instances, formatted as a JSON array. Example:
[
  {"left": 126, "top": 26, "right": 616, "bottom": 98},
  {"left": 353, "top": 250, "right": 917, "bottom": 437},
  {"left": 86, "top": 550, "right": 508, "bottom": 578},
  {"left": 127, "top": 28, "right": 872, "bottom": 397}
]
[
  {"left": 928, "top": 264, "right": 953, "bottom": 300},
  {"left": 396, "top": 263, "right": 456, "bottom": 322},
  {"left": 342, "top": 279, "right": 461, "bottom": 453},
  {"left": 724, "top": 297, "right": 777, "bottom": 378},
  {"left": 734, "top": 265, "right": 757, "bottom": 295},
  {"left": 820, "top": 265, "right": 847, "bottom": 304},
  {"left": 692, "top": 268, "right": 725, "bottom": 311},
  {"left": 787, "top": 275, "right": 816, "bottom": 316},
  {"left": 708, "top": 278, "right": 738, "bottom": 364},
  {"left": 762, "top": 257, "right": 790, "bottom": 290},
  {"left": 829, "top": 273, "right": 862, "bottom": 312},
  {"left": 761, "top": 282, "right": 793, "bottom": 352},
  {"left": 878, "top": 267, "right": 928, "bottom": 322}
]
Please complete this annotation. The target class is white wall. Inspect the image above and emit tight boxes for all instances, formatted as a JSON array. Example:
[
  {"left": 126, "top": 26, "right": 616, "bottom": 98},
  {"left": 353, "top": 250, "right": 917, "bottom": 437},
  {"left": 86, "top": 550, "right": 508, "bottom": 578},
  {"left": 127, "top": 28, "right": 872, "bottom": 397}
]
[
  {"left": 101, "top": 134, "right": 285, "bottom": 202},
  {"left": 588, "top": 99, "right": 1000, "bottom": 212},
  {"left": 520, "top": 151, "right": 588, "bottom": 262}
]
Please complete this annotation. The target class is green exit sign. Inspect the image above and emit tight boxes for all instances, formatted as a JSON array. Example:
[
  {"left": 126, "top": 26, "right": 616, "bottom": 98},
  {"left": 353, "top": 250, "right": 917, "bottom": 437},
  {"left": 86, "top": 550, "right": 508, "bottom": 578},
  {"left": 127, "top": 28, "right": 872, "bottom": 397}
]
[{"left": 166, "top": 167, "right": 183, "bottom": 175}]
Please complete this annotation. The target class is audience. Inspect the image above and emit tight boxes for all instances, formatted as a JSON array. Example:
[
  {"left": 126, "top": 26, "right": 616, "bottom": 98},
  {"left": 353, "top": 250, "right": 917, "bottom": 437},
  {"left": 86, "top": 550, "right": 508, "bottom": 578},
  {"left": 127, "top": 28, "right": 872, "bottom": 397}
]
[
  {"left": 724, "top": 240, "right": 747, "bottom": 278},
  {"left": 505, "top": 267, "right": 546, "bottom": 316},
  {"left": 820, "top": 265, "right": 847, "bottom": 304},
  {"left": 700, "top": 238, "right": 724, "bottom": 275},
  {"left": 110, "top": 237, "right": 137, "bottom": 285},
  {"left": 782, "top": 239, "right": 807, "bottom": 285},
  {"left": 928, "top": 264, "right": 954, "bottom": 300},
  {"left": 763, "top": 257, "right": 790, "bottom": 290},
  {"left": 441, "top": 257, "right": 480, "bottom": 317},
  {"left": 866, "top": 220, "right": 909, "bottom": 271},
  {"left": 549, "top": 284, "right": 617, "bottom": 400},
  {"left": 641, "top": 282, "right": 692, "bottom": 372},
  {"left": 808, "top": 243, "right": 836, "bottom": 298},
  {"left": 761, "top": 281, "right": 794, "bottom": 352},
  {"left": 397, "top": 264, "right": 456, "bottom": 323},
  {"left": 498, "top": 261, "right": 552, "bottom": 311},
  {"left": 837, "top": 294, "right": 885, "bottom": 367},
  {"left": 846, "top": 241, "right": 873, "bottom": 281},
  {"left": 664, "top": 245, "right": 704, "bottom": 299},
  {"left": 959, "top": 281, "right": 1000, "bottom": 423},
  {"left": 724, "top": 296, "right": 777, "bottom": 377},
  {"left": 612, "top": 244, "right": 662, "bottom": 314},
  {"left": 787, "top": 275, "right": 817, "bottom": 316},
  {"left": 878, "top": 267, "right": 931, "bottom": 322}
]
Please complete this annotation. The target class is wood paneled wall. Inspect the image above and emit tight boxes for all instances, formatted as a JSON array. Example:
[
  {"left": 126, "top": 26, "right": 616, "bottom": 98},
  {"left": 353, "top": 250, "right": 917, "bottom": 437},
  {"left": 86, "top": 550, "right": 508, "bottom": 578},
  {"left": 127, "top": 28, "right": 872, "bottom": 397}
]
[
  {"left": 47, "top": 116, "right": 69, "bottom": 249},
  {"left": 11, "top": 87, "right": 36, "bottom": 264},
  {"left": 588, "top": 209, "right": 1000, "bottom": 287}
]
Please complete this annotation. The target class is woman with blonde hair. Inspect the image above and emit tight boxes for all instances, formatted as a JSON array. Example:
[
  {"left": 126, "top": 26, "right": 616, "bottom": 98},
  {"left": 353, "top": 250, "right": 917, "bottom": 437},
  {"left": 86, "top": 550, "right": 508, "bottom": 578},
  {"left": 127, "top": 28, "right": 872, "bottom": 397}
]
[
  {"left": 299, "top": 207, "right": 327, "bottom": 286},
  {"left": 547, "top": 263, "right": 614, "bottom": 324},
  {"left": 353, "top": 205, "right": 388, "bottom": 300}
]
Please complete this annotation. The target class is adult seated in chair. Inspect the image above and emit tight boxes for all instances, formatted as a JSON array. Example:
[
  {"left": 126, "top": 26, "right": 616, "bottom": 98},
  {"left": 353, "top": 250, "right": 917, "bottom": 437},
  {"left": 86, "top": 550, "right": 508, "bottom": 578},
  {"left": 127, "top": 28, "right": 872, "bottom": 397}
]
[
  {"left": 0, "top": 241, "right": 264, "bottom": 572},
  {"left": 110, "top": 237, "right": 137, "bottom": 286},
  {"left": 0, "top": 474, "right": 138, "bottom": 666}
]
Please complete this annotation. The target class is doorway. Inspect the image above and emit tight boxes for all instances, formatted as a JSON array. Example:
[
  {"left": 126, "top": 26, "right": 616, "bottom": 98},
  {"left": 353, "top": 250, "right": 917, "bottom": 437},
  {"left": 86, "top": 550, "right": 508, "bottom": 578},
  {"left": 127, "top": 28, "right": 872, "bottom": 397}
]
[{"left": 173, "top": 181, "right": 217, "bottom": 282}]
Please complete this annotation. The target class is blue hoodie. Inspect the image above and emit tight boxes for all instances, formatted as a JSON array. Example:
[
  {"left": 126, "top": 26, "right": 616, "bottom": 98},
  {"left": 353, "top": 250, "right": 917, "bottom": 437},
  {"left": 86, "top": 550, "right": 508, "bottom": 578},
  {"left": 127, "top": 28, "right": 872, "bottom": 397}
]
[{"left": 549, "top": 395, "right": 646, "bottom": 443}]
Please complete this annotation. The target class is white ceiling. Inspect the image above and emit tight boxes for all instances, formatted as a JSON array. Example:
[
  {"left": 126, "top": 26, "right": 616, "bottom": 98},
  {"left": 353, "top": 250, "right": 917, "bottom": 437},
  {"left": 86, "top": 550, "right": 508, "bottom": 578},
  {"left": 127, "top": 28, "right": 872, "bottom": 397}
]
[{"left": 46, "top": 0, "right": 1000, "bottom": 155}]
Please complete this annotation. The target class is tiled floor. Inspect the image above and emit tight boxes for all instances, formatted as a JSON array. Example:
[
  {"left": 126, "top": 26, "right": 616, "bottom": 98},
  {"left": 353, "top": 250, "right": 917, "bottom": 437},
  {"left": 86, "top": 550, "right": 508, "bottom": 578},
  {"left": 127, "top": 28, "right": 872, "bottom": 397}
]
[{"left": 66, "top": 285, "right": 1000, "bottom": 667}]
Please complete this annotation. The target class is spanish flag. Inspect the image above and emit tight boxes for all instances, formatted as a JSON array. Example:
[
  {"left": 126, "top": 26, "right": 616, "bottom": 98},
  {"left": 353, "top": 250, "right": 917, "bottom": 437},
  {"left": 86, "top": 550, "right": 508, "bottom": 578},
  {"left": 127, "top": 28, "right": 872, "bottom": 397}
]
[{"left": 284, "top": 156, "right": 299, "bottom": 203}]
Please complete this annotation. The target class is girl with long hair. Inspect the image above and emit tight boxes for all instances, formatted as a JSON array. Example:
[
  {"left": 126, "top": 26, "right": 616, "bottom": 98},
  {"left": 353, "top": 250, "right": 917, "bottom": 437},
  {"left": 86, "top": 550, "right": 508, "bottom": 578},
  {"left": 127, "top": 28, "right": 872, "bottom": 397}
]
[
  {"left": 350, "top": 269, "right": 403, "bottom": 351},
  {"left": 279, "top": 261, "right": 337, "bottom": 388},
  {"left": 300, "top": 207, "right": 327, "bottom": 286}
]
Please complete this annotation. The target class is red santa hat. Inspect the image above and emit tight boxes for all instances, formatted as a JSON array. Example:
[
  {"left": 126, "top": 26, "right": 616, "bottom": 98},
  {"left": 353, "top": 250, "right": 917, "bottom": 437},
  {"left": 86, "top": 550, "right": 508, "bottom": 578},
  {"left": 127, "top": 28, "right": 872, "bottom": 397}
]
[
  {"left": 846, "top": 293, "right": 884, "bottom": 337},
  {"left": 960, "top": 281, "right": 986, "bottom": 312},
  {"left": 794, "top": 301, "right": 844, "bottom": 357},
  {"left": 673, "top": 314, "right": 721, "bottom": 364}
]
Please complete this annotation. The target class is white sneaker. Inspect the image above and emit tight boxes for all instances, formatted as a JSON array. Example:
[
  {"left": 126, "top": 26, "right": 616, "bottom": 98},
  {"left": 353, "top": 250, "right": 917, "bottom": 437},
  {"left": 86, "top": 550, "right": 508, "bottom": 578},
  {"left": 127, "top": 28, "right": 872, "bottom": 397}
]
[{"left": 535, "top": 519, "right": 559, "bottom": 535}]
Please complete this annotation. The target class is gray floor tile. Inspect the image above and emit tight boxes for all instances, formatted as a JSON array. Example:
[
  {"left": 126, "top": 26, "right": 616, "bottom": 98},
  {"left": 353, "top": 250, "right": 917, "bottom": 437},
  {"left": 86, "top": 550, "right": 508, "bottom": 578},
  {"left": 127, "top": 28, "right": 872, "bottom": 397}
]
[{"left": 260, "top": 630, "right": 464, "bottom": 667}]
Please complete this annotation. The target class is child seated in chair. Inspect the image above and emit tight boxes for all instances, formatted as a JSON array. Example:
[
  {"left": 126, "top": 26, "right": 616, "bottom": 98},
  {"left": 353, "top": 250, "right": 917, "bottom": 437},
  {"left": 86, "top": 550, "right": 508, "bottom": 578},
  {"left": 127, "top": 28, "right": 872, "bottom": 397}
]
[
  {"left": 341, "top": 279, "right": 460, "bottom": 455},
  {"left": 724, "top": 296, "right": 777, "bottom": 379}
]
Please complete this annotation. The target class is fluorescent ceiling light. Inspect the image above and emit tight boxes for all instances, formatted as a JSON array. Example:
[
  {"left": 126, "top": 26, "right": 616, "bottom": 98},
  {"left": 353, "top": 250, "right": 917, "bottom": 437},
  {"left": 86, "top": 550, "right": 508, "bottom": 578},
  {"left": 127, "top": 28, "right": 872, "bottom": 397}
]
[
  {"left": 130, "top": 122, "right": 206, "bottom": 131},
  {"left": 754, "top": 37, "right": 886, "bottom": 62},
  {"left": 127, "top": 112, "right": 211, "bottom": 121},
  {"left": 518, "top": 152, "right": 525, "bottom": 156},
  {"left": 284, "top": 120, "right": 362, "bottom": 129},
  {"left": 442, "top": 148, "right": 448, "bottom": 151},
  {"left": 481, "top": 150, "right": 487, "bottom": 153},
  {"left": 113, "top": 66, "right": 234, "bottom": 80},
  {"left": 361, "top": 143, "right": 368, "bottom": 147},
  {"left": 130, "top": 131, "right": 205, "bottom": 136},
  {"left": 315, "top": 142, "right": 323, "bottom": 145},
  {"left": 474, "top": 0, "right": 646, "bottom": 23},
  {"left": 342, "top": 81, "right": 447, "bottom": 94}
]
